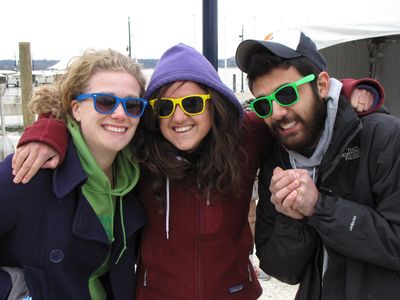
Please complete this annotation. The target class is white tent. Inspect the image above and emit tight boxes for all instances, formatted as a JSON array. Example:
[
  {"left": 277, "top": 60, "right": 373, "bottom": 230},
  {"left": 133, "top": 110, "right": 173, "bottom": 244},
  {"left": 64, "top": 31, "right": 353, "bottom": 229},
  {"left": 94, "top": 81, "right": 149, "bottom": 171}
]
[
  {"left": 289, "top": 1, "right": 400, "bottom": 117},
  {"left": 48, "top": 58, "right": 70, "bottom": 71}
]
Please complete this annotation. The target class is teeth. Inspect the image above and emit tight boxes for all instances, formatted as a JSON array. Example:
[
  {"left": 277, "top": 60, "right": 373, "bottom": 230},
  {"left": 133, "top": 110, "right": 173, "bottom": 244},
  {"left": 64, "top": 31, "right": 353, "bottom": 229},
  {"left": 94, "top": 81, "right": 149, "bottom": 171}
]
[
  {"left": 104, "top": 125, "right": 126, "bottom": 133},
  {"left": 280, "top": 121, "right": 295, "bottom": 130},
  {"left": 174, "top": 125, "right": 192, "bottom": 133}
]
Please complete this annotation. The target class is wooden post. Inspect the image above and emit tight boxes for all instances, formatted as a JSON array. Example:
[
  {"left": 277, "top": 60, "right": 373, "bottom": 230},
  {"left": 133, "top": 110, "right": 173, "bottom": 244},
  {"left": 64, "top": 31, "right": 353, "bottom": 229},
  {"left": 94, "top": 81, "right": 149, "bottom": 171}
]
[{"left": 19, "top": 42, "right": 35, "bottom": 127}]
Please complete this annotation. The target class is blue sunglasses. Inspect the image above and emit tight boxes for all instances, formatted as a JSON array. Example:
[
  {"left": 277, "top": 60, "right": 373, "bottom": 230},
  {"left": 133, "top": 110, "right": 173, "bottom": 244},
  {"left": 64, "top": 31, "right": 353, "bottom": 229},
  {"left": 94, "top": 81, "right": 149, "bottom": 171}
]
[{"left": 76, "top": 93, "right": 148, "bottom": 118}]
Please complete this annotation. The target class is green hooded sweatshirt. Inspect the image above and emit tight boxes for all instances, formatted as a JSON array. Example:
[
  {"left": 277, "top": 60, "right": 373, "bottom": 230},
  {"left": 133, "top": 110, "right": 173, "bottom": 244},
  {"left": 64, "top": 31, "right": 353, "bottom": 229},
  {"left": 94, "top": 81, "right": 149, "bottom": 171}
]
[{"left": 67, "top": 117, "right": 139, "bottom": 300}]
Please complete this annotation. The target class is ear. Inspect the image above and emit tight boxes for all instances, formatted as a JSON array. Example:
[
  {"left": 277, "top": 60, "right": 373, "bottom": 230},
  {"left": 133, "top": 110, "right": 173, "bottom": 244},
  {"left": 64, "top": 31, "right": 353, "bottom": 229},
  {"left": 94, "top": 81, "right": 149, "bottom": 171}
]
[
  {"left": 316, "top": 71, "right": 330, "bottom": 99},
  {"left": 71, "top": 100, "right": 81, "bottom": 122}
]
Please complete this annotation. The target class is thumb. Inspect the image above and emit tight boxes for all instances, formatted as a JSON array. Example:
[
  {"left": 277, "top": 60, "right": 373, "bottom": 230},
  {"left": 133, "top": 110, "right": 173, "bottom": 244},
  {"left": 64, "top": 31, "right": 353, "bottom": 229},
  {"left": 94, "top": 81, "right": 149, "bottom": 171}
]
[
  {"left": 42, "top": 156, "right": 60, "bottom": 169},
  {"left": 273, "top": 166, "right": 284, "bottom": 174}
]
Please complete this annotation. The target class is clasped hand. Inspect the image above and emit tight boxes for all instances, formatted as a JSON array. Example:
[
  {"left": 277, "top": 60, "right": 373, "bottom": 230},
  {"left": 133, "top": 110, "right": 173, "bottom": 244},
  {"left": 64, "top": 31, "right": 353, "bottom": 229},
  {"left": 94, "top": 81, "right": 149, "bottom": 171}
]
[{"left": 269, "top": 167, "right": 319, "bottom": 219}]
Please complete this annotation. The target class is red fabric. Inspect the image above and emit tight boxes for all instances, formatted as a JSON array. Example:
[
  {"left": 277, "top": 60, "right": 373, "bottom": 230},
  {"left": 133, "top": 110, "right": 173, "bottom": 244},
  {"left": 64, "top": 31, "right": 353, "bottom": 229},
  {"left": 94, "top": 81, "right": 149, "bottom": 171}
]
[
  {"left": 341, "top": 78, "right": 385, "bottom": 116},
  {"left": 17, "top": 114, "right": 68, "bottom": 163},
  {"left": 135, "top": 113, "right": 268, "bottom": 300}
]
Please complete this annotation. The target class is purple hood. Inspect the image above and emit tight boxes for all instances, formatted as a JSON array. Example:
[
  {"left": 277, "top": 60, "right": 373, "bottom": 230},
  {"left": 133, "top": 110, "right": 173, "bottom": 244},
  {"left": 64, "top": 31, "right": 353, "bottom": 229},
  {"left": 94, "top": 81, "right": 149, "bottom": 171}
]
[{"left": 145, "top": 43, "right": 243, "bottom": 118}]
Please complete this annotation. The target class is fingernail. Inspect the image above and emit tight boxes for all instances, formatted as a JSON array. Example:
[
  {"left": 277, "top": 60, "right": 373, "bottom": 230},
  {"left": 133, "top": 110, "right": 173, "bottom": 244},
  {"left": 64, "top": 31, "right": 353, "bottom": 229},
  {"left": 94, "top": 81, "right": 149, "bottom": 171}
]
[{"left": 22, "top": 178, "right": 29, "bottom": 184}]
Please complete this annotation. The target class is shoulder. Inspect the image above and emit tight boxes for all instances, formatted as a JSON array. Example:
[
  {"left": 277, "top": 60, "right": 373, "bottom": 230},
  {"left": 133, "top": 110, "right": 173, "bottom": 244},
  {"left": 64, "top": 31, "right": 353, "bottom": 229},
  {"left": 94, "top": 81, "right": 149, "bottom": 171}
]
[
  {"left": 241, "top": 111, "right": 271, "bottom": 156},
  {"left": 242, "top": 111, "right": 271, "bottom": 140},
  {"left": 360, "top": 113, "right": 400, "bottom": 153},
  {"left": 0, "top": 154, "right": 17, "bottom": 191},
  {"left": 0, "top": 153, "right": 52, "bottom": 197},
  {"left": 0, "top": 155, "right": 25, "bottom": 216},
  {"left": 361, "top": 112, "right": 400, "bottom": 133}
]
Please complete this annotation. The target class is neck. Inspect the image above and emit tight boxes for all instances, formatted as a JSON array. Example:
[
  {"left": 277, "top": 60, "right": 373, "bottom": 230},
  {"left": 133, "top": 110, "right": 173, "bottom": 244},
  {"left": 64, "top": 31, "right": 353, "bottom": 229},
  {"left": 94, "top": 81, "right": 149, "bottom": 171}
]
[{"left": 92, "top": 151, "right": 116, "bottom": 185}]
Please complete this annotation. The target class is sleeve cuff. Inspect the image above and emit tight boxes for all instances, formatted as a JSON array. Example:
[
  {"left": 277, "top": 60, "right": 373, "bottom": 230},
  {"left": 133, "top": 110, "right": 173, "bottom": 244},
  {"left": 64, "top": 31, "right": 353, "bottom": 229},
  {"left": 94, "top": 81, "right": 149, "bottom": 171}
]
[
  {"left": 17, "top": 117, "right": 68, "bottom": 164},
  {"left": 340, "top": 78, "right": 385, "bottom": 116}
]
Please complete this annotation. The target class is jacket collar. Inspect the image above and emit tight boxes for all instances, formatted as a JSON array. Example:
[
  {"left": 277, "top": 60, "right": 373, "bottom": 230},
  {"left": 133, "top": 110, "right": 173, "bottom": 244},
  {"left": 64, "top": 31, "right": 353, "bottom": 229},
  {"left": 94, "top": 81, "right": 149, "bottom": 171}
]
[{"left": 52, "top": 135, "right": 87, "bottom": 198}]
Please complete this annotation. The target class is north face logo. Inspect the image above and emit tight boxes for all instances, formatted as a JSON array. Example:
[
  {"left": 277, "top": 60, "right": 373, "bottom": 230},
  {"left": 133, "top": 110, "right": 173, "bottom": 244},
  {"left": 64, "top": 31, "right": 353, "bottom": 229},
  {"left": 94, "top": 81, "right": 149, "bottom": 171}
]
[{"left": 342, "top": 146, "right": 360, "bottom": 161}]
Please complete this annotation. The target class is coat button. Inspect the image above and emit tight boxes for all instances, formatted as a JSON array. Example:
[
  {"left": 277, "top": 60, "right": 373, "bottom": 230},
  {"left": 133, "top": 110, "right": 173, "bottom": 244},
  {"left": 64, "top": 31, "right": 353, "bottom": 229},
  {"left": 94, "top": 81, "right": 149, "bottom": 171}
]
[{"left": 49, "top": 249, "right": 64, "bottom": 263}]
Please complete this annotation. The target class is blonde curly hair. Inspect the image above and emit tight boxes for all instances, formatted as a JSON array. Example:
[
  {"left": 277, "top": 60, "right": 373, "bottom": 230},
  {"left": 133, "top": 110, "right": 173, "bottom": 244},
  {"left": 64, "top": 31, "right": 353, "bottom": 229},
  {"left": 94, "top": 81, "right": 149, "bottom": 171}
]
[{"left": 29, "top": 49, "right": 146, "bottom": 121}]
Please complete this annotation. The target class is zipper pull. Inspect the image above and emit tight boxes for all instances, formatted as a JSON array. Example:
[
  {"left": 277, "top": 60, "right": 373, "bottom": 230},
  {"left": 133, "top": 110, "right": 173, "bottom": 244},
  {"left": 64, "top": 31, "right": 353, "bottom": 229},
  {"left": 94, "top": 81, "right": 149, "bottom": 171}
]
[
  {"left": 144, "top": 269, "right": 147, "bottom": 287},
  {"left": 247, "top": 264, "right": 253, "bottom": 282}
]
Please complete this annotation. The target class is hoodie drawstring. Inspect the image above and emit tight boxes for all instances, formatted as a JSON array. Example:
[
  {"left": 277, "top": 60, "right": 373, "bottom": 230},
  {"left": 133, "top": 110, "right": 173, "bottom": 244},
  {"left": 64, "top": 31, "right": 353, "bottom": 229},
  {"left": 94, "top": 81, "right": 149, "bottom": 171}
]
[
  {"left": 291, "top": 160, "right": 316, "bottom": 182},
  {"left": 116, "top": 197, "right": 127, "bottom": 264},
  {"left": 166, "top": 177, "right": 170, "bottom": 239}
]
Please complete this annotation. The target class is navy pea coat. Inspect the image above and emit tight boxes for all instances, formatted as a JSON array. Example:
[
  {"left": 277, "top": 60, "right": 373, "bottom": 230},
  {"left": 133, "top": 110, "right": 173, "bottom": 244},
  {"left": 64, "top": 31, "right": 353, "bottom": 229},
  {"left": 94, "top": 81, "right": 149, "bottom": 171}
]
[{"left": 0, "top": 139, "right": 146, "bottom": 299}]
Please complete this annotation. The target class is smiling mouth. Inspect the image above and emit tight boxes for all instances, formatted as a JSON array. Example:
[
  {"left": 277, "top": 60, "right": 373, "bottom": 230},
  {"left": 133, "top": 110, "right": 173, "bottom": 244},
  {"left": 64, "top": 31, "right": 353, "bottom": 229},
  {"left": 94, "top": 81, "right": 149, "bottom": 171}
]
[
  {"left": 103, "top": 125, "right": 127, "bottom": 133},
  {"left": 280, "top": 121, "right": 296, "bottom": 130},
  {"left": 174, "top": 125, "right": 193, "bottom": 133}
]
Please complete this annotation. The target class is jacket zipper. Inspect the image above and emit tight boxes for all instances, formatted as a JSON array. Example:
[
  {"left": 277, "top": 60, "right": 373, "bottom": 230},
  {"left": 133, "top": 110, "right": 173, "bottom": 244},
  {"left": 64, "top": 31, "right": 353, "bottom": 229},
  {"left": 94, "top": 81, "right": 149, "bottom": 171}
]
[
  {"left": 197, "top": 188, "right": 205, "bottom": 300},
  {"left": 247, "top": 264, "right": 253, "bottom": 282},
  {"left": 143, "top": 269, "right": 147, "bottom": 287}
]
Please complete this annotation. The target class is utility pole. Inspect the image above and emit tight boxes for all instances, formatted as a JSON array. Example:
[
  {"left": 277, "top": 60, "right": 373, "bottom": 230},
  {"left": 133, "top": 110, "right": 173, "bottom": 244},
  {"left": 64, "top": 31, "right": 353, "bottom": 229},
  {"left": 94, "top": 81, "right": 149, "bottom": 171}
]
[
  {"left": 128, "top": 17, "right": 132, "bottom": 58},
  {"left": 239, "top": 25, "right": 244, "bottom": 92},
  {"left": 202, "top": 0, "right": 218, "bottom": 70}
]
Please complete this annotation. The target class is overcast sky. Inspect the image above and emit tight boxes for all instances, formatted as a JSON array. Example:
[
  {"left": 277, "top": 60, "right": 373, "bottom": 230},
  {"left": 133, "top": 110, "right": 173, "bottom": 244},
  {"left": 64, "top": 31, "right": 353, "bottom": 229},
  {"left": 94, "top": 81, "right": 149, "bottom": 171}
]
[{"left": 1, "top": 0, "right": 398, "bottom": 61}]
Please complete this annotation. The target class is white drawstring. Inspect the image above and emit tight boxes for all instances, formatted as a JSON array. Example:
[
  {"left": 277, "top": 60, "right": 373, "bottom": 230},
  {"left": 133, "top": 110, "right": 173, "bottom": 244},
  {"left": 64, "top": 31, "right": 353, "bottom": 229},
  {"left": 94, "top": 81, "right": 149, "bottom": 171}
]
[
  {"left": 291, "top": 160, "right": 316, "bottom": 182},
  {"left": 165, "top": 177, "right": 170, "bottom": 239}
]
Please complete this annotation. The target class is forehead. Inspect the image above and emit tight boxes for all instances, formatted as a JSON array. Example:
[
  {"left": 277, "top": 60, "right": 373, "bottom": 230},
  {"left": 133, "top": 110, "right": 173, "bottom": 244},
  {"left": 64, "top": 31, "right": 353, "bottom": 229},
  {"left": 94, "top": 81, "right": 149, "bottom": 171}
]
[
  {"left": 252, "top": 67, "right": 303, "bottom": 97},
  {"left": 163, "top": 81, "right": 207, "bottom": 98},
  {"left": 86, "top": 71, "right": 141, "bottom": 96}
]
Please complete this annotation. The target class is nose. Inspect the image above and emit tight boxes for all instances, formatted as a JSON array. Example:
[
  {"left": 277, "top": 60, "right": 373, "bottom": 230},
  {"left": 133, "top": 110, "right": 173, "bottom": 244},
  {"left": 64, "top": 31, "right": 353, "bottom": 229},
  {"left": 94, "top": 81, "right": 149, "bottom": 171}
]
[
  {"left": 111, "top": 103, "right": 126, "bottom": 120},
  {"left": 270, "top": 101, "right": 288, "bottom": 120},
  {"left": 171, "top": 104, "right": 187, "bottom": 122}
]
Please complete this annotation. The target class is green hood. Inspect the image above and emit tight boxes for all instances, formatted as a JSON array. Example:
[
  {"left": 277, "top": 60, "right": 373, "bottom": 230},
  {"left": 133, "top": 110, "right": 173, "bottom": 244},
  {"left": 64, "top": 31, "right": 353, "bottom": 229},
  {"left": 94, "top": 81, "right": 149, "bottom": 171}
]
[{"left": 67, "top": 116, "right": 139, "bottom": 300}]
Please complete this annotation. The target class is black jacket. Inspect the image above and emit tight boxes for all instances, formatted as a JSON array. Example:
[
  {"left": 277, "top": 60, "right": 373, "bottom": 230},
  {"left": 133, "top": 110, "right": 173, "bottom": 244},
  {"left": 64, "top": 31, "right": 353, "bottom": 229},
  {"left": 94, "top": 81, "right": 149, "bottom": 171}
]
[{"left": 256, "top": 97, "right": 400, "bottom": 300}]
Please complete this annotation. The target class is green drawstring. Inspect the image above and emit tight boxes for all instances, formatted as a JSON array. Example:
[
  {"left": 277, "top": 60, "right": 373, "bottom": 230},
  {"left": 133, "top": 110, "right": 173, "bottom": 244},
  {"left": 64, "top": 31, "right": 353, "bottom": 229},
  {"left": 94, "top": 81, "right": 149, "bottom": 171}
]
[{"left": 115, "top": 197, "right": 127, "bottom": 264}]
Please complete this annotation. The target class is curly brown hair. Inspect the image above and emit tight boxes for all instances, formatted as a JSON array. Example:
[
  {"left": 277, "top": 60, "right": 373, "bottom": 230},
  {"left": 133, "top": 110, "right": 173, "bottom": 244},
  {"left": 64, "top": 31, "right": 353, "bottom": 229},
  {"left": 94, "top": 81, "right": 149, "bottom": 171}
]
[
  {"left": 28, "top": 49, "right": 146, "bottom": 120},
  {"left": 132, "top": 81, "right": 247, "bottom": 205}
]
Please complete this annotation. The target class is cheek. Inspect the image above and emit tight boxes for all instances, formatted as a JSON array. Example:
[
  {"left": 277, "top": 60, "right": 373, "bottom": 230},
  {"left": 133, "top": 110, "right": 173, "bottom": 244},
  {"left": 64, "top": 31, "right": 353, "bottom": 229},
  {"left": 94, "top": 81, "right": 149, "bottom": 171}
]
[
  {"left": 128, "top": 119, "right": 140, "bottom": 136},
  {"left": 159, "top": 119, "right": 170, "bottom": 138},
  {"left": 264, "top": 118, "right": 273, "bottom": 128},
  {"left": 200, "top": 106, "right": 213, "bottom": 131}
]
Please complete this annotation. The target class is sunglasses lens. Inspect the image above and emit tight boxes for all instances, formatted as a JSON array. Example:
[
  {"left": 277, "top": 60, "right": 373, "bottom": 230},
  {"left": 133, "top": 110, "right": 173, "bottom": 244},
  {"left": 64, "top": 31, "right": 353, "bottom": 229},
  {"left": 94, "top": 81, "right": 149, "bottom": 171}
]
[
  {"left": 182, "top": 96, "right": 204, "bottom": 114},
  {"left": 253, "top": 100, "right": 272, "bottom": 117},
  {"left": 156, "top": 100, "right": 174, "bottom": 117},
  {"left": 275, "top": 86, "right": 297, "bottom": 105},
  {"left": 95, "top": 95, "right": 117, "bottom": 113},
  {"left": 125, "top": 99, "right": 144, "bottom": 116}
]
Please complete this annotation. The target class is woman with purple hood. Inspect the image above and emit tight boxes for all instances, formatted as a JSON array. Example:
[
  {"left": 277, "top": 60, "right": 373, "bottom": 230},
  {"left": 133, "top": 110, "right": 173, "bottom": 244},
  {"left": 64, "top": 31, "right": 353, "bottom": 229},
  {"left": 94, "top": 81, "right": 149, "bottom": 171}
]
[
  {"left": 132, "top": 43, "right": 266, "bottom": 299},
  {"left": 11, "top": 43, "right": 382, "bottom": 299}
]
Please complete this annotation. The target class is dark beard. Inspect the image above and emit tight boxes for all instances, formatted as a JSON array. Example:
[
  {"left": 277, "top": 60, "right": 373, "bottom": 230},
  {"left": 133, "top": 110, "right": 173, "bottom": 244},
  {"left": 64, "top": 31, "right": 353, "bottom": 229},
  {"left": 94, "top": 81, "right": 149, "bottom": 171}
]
[{"left": 270, "top": 99, "right": 327, "bottom": 152}]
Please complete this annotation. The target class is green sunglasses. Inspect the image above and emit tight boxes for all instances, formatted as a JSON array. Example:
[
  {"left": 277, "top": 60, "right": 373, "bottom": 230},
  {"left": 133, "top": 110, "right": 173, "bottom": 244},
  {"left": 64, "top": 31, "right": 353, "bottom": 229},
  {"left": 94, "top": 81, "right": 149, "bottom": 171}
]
[{"left": 249, "top": 74, "right": 316, "bottom": 118}]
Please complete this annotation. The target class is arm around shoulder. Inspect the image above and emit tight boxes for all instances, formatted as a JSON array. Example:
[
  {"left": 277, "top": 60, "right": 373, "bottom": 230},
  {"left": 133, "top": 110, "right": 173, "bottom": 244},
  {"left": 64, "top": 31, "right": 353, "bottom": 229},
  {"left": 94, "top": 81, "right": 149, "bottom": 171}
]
[
  {"left": 340, "top": 78, "right": 384, "bottom": 115},
  {"left": 17, "top": 115, "right": 68, "bottom": 164}
]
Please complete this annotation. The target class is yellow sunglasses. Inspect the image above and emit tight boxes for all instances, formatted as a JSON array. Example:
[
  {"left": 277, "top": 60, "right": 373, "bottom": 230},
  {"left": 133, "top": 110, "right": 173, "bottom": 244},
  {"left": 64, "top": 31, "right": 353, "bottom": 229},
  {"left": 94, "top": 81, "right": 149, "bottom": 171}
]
[{"left": 149, "top": 94, "right": 211, "bottom": 118}]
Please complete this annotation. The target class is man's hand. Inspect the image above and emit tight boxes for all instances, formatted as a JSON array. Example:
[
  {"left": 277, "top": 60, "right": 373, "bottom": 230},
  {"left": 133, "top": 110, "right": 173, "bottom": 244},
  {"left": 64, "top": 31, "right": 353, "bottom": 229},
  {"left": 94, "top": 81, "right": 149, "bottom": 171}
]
[
  {"left": 350, "top": 88, "right": 374, "bottom": 113},
  {"left": 270, "top": 167, "right": 319, "bottom": 219},
  {"left": 270, "top": 167, "right": 304, "bottom": 219},
  {"left": 289, "top": 169, "right": 319, "bottom": 217},
  {"left": 12, "top": 142, "right": 60, "bottom": 184}
]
